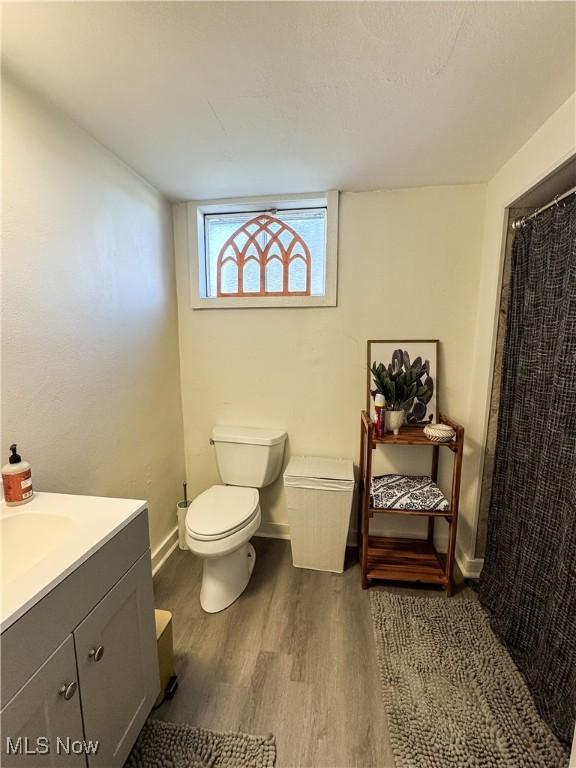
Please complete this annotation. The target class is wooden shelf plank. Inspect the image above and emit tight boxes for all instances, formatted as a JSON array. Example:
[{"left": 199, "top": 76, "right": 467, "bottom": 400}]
[
  {"left": 369, "top": 507, "right": 453, "bottom": 517},
  {"left": 366, "top": 536, "right": 447, "bottom": 585},
  {"left": 372, "top": 425, "right": 458, "bottom": 449}
]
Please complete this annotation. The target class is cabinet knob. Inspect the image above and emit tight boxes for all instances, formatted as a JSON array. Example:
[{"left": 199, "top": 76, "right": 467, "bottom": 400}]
[
  {"left": 59, "top": 681, "right": 77, "bottom": 700},
  {"left": 88, "top": 645, "right": 105, "bottom": 663}
]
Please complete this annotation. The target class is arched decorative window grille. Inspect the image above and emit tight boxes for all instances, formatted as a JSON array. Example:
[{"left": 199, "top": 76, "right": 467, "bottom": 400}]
[{"left": 216, "top": 214, "right": 312, "bottom": 297}]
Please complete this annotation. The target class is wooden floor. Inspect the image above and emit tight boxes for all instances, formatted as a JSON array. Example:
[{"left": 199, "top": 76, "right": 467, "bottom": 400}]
[{"left": 153, "top": 537, "right": 471, "bottom": 768}]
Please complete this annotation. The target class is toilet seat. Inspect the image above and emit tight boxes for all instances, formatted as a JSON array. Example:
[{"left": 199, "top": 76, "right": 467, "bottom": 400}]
[{"left": 186, "top": 485, "right": 259, "bottom": 541}]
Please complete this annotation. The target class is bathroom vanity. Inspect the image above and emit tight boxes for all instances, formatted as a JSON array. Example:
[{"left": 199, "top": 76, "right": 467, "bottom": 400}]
[{"left": 0, "top": 493, "right": 159, "bottom": 767}]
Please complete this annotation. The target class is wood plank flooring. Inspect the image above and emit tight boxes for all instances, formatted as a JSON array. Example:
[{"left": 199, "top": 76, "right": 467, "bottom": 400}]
[{"left": 153, "top": 537, "right": 471, "bottom": 768}]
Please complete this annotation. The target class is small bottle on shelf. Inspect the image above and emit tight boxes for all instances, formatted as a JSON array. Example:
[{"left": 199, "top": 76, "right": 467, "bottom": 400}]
[{"left": 374, "top": 394, "right": 385, "bottom": 437}]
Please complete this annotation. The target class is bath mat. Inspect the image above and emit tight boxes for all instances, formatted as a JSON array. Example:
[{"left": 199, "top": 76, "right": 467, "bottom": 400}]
[
  {"left": 369, "top": 592, "right": 569, "bottom": 768},
  {"left": 125, "top": 719, "right": 276, "bottom": 768}
]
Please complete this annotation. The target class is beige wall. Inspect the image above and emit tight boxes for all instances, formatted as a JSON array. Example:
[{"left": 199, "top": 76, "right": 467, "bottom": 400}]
[
  {"left": 5, "top": 69, "right": 570, "bottom": 573},
  {"left": 2, "top": 77, "right": 186, "bottom": 553},
  {"left": 174, "top": 185, "right": 486, "bottom": 561},
  {"left": 463, "top": 92, "right": 576, "bottom": 562}
]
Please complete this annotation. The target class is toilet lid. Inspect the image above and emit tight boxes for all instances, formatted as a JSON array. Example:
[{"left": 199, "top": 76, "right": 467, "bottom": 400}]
[{"left": 186, "top": 485, "right": 259, "bottom": 540}]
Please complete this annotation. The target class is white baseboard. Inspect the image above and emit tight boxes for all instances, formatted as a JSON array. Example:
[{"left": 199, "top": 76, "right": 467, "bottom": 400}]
[
  {"left": 264, "top": 524, "right": 484, "bottom": 580},
  {"left": 456, "top": 547, "right": 484, "bottom": 579},
  {"left": 152, "top": 518, "right": 483, "bottom": 579},
  {"left": 153, "top": 521, "right": 289, "bottom": 572},
  {"left": 255, "top": 521, "right": 291, "bottom": 540},
  {"left": 151, "top": 525, "right": 179, "bottom": 576}
]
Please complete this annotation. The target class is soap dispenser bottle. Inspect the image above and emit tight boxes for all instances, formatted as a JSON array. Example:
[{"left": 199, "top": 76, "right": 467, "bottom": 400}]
[{"left": 2, "top": 444, "right": 34, "bottom": 506}]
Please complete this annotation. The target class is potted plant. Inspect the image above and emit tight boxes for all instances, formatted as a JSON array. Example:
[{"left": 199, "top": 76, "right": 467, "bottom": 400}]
[{"left": 370, "top": 349, "right": 433, "bottom": 434}]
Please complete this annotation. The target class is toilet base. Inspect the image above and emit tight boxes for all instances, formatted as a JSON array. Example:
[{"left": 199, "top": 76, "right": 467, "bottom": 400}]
[{"left": 199, "top": 542, "right": 256, "bottom": 613}]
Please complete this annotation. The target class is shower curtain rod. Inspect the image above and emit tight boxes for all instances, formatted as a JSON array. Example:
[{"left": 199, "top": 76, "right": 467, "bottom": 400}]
[{"left": 511, "top": 184, "right": 576, "bottom": 230}]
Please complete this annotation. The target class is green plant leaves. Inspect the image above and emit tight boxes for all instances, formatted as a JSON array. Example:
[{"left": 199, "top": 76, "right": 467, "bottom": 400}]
[
  {"left": 412, "top": 401, "right": 427, "bottom": 421},
  {"left": 370, "top": 350, "right": 433, "bottom": 419}
]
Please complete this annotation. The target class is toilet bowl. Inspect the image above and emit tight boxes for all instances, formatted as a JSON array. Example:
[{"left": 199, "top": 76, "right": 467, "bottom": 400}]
[
  {"left": 186, "top": 485, "right": 261, "bottom": 613},
  {"left": 185, "top": 426, "right": 286, "bottom": 613}
]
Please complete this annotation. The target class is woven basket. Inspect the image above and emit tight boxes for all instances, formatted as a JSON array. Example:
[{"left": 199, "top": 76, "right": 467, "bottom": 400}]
[{"left": 424, "top": 423, "right": 455, "bottom": 443}]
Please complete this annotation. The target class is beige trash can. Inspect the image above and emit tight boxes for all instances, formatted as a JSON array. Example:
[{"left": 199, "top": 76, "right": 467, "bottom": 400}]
[
  {"left": 154, "top": 609, "right": 175, "bottom": 706},
  {"left": 283, "top": 456, "right": 355, "bottom": 573}
]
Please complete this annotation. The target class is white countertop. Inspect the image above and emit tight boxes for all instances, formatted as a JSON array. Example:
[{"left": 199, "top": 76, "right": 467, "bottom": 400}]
[{"left": 0, "top": 492, "right": 147, "bottom": 632}]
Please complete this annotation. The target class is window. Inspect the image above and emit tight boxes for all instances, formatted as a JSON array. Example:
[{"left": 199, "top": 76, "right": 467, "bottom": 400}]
[
  {"left": 188, "top": 192, "right": 338, "bottom": 308},
  {"left": 206, "top": 210, "right": 323, "bottom": 297}
]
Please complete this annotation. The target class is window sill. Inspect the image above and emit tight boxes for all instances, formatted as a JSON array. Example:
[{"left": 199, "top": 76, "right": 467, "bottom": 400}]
[{"left": 191, "top": 294, "right": 336, "bottom": 310}]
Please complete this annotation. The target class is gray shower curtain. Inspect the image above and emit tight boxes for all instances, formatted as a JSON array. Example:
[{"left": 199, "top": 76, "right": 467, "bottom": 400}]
[{"left": 479, "top": 195, "right": 576, "bottom": 745}]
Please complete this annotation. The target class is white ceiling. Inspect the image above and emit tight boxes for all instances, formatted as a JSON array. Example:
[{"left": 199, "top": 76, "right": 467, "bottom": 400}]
[{"left": 2, "top": 2, "right": 575, "bottom": 201}]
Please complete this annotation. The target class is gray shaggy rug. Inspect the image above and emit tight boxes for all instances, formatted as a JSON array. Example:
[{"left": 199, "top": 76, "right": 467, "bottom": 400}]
[
  {"left": 125, "top": 719, "right": 276, "bottom": 768},
  {"left": 370, "top": 592, "right": 569, "bottom": 768}
]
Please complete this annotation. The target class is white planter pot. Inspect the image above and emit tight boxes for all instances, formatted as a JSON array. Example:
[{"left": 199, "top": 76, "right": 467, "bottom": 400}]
[{"left": 385, "top": 410, "right": 405, "bottom": 435}]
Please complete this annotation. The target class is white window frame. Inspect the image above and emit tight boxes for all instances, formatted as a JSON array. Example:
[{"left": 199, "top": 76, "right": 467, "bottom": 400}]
[{"left": 187, "top": 191, "right": 339, "bottom": 309}]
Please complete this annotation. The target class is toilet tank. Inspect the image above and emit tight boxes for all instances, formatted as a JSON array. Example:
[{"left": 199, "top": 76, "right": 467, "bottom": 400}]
[{"left": 211, "top": 426, "right": 287, "bottom": 488}]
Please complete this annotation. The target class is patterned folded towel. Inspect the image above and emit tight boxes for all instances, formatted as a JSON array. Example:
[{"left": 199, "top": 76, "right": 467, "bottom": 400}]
[{"left": 370, "top": 474, "right": 449, "bottom": 511}]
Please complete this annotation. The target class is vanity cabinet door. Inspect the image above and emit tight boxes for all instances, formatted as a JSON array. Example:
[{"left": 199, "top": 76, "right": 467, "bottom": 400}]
[
  {"left": 73, "top": 552, "right": 159, "bottom": 768},
  {"left": 0, "top": 635, "right": 85, "bottom": 767}
]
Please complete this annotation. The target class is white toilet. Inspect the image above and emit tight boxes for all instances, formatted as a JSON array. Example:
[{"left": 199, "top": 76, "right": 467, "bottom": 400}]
[{"left": 185, "top": 426, "right": 287, "bottom": 613}]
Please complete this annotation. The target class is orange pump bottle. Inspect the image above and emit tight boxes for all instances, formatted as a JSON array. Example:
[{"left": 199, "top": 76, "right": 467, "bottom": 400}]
[{"left": 2, "top": 444, "right": 34, "bottom": 506}]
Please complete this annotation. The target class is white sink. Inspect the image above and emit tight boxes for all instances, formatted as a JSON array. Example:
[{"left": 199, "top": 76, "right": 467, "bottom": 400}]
[
  {"left": 1, "top": 512, "right": 76, "bottom": 583},
  {"left": 0, "top": 492, "right": 147, "bottom": 632}
]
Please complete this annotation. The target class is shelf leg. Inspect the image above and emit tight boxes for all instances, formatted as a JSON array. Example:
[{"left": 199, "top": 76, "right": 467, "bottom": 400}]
[
  {"left": 431, "top": 444, "right": 439, "bottom": 482},
  {"left": 445, "top": 440, "right": 463, "bottom": 597},
  {"left": 357, "top": 418, "right": 365, "bottom": 563},
  {"left": 359, "top": 415, "right": 373, "bottom": 590},
  {"left": 428, "top": 445, "right": 440, "bottom": 544}
]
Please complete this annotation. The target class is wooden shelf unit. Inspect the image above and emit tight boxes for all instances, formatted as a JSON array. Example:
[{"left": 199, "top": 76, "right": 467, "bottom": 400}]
[{"left": 358, "top": 410, "right": 464, "bottom": 595}]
